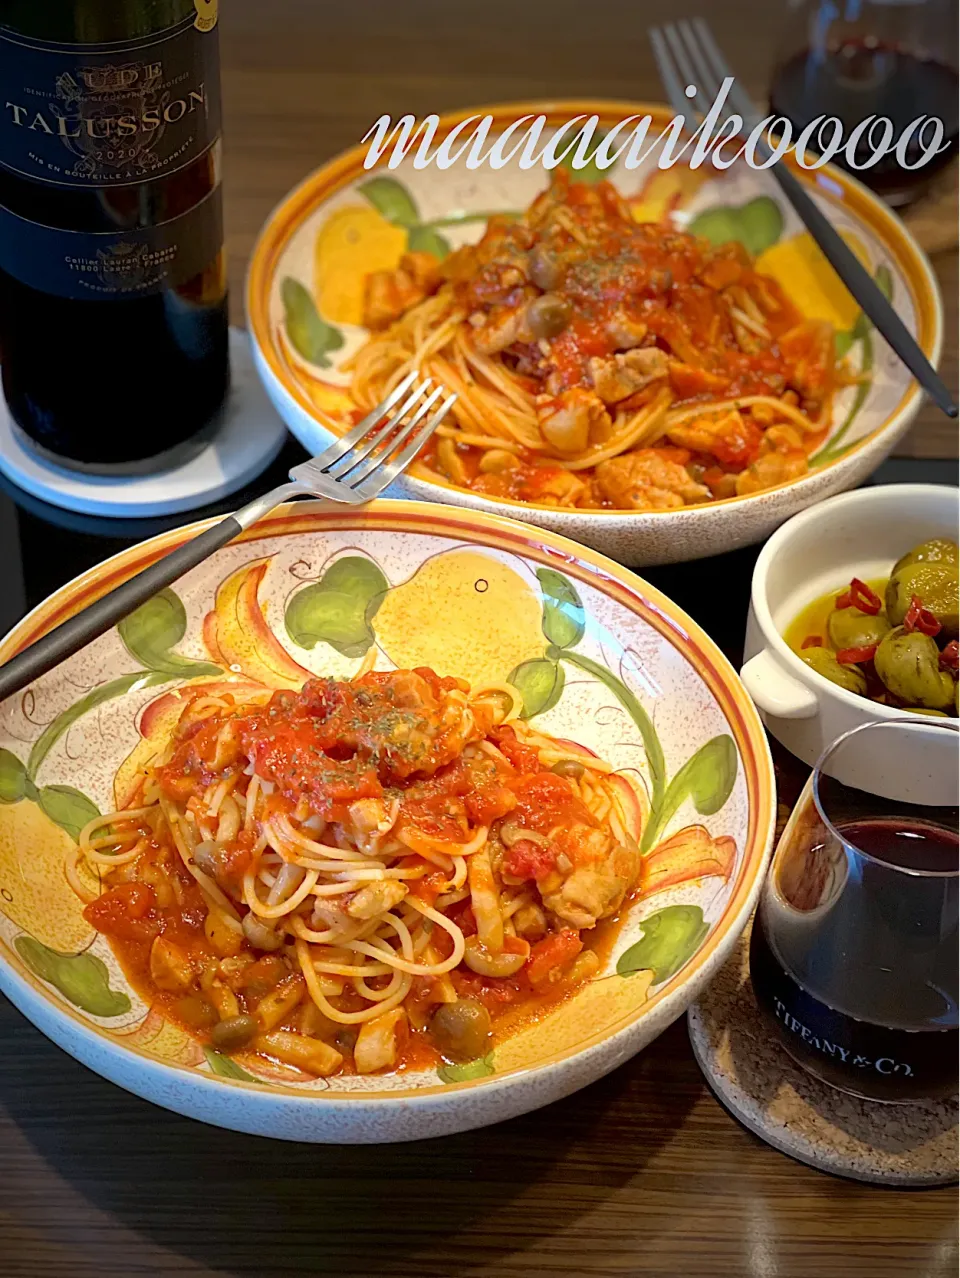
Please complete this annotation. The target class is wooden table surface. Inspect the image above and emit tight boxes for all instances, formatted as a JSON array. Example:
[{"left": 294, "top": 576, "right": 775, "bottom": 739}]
[{"left": 1, "top": 3, "right": 957, "bottom": 1275}]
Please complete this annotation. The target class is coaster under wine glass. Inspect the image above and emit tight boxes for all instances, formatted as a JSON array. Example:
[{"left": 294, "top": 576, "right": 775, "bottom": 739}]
[
  {"left": 0, "top": 328, "right": 287, "bottom": 518},
  {"left": 688, "top": 917, "right": 958, "bottom": 1187}
]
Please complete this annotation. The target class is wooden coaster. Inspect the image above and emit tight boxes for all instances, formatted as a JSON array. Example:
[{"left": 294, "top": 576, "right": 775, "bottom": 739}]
[{"left": 688, "top": 918, "right": 958, "bottom": 1187}]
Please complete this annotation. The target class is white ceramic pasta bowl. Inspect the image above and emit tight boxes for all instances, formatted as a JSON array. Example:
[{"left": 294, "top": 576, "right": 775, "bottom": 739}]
[
  {"left": 0, "top": 500, "right": 775, "bottom": 1142},
  {"left": 742, "top": 482, "right": 959, "bottom": 786},
  {"left": 246, "top": 101, "right": 942, "bottom": 567}
]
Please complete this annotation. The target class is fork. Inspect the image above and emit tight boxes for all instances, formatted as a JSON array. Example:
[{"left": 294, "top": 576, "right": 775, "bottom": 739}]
[
  {"left": 650, "top": 16, "right": 958, "bottom": 420},
  {"left": 0, "top": 371, "right": 455, "bottom": 703}
]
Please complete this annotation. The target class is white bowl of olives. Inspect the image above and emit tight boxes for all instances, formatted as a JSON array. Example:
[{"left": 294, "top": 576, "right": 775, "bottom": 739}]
[{"left": 742, "top": 484, "right": 959, "bottom": 783}]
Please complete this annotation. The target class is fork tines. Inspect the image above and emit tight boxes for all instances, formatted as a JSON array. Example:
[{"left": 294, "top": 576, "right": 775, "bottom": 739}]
[
  {"left": 651, "top": 17, "right": 762, "bottom": 134},
  {"left": 290, "top": 372, "right": 456, "bottom": 503}
]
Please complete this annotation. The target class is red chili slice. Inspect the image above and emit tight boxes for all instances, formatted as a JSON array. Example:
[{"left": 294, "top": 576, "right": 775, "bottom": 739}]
[
  {"left": 836, "top": 644, "right": 878, "bottom": 665},
  {"left": 848, "top": 578, "right": 882, "bottom": 615},
  {"left": 939, "top": 640, "right": 959, "bottom": 672},
  {"left": 835, "top": 590, "right": 852, "bottom": 609},
  {"left": 903, "top": 594, "right": 942, "bottom": 638},
  {"left": 801, "top": 635, "right": 823, "bottom": 649}
]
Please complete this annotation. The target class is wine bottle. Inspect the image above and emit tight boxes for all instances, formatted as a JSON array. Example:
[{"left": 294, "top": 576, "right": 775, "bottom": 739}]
[{"left": 0, "top": 0, "right": 229, "bottom": 471}]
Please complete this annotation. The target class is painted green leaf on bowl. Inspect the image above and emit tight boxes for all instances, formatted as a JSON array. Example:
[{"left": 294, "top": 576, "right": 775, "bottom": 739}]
[
  {"left": 27, "top": 673, "right": 159, "bottom": 783},
  {"left": 15, "top": 936, "right": 131, "bottom": 1017},
  {"left": 688, "top": 195, "right": 783, "bottom": 256},
  {"left": 616, "top": 904, "right": 710, "bottom": 983},
  {"left": 437, "top": 1053, "right": 495, "bottom": 1083},
  {"left": 537, "top": 568, "right": 586, "bottom": 650},
  {"left": 359, "top": 176, "right": 421, "bottom": 228},
  {"left": 281, "top": 277, "right": 345, "bottom": 368},
  {"left": 406, "top": 224, "right": 451, "bottom": 259},
  {"left": 875, "top": 262, "right": 894, "bottom": 302},
  {"left": 647, "top": 735, "right": 738, "bottom": 846},
  {"left": 37, "top": 785, "right": 100, "bottom": 843},
  {"left": 508, "top": 657, "right": 564, "bottom": 719},
  {"left": 118, "top": 590, "right": 221, "bottom": 680},
  {"left": 0, "top": 749, "right": 26, "bottom": 804},
  {"left": 203, "top": 1046, "right": 259, "bottom": 1082},
  {"left": 835, "top": 329, "right": 855, "bottom": 359},
  {"left": 812, "top": 260, "right": 890, "bottom": 468},
  {"left": 285, "top": 556, "right": 388, "bottom": 657},
  {"left": 557, "top": 124, "right": 610, "bottom": 183}
]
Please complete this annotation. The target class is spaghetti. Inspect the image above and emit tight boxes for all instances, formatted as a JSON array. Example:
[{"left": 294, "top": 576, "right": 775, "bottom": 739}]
[
  {"left": 73, "top": 668, "right": 643, "bottom": 1078},
  {"left": 349, "top": 171, "right": 848, "bottom": 510}
]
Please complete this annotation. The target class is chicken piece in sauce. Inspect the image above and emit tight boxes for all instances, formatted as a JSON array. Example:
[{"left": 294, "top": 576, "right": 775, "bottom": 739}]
[
  {"left": 497, "top": 770, "right": 640, "bottom": 932},
  {"left": 588, "top": 348, "right": 669, "bottom": 406},
  {"left": 595, "top": 448, "right": 711, "bottom": 511},
  {"left": 734, "top": 423, "right": 809, "bottom": 496},
  {"left": 665, "top": 408, "right": 763, "bottom": 470},
  {"left": 539, "top": 824, "right": 641, "bottom": 931},
  {"left": 363, "top": 252, "right": 443, "bottom": 330},
  {"left": 536, "top": 387, "right": 612, "bottom": 454}
]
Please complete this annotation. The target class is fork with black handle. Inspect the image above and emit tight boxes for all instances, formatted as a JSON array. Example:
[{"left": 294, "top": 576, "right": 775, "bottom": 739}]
[
  {"left": 650, "top": 16, "right": 957, "bottom": 420},
  {"left": 0, "top": 371, "right": 456, "bottom": 704}
]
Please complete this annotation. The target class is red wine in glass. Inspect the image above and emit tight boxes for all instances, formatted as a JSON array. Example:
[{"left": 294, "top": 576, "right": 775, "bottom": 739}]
[
  {"left": 770, "top": 41, "right": 959, "bottom": 204},
  {"left": 840, "top": 817, "right": 959, "bottom": 873},
  {"left": 751, "top": 722, "right": 958, "bottom": 1103}
]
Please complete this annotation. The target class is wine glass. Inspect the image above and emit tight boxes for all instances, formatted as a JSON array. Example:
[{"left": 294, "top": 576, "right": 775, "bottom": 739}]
[
  {"left": 751, "top": 718, "right": 958, "bottom": 1102},
  {"left": 769, "top": 0, "right": 959, "bottom": 205}
]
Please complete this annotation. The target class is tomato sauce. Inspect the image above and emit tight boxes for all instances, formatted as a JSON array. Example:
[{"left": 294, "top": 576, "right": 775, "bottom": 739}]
[
  {"left": 410, "top": 171, "right": 840, "bottom": 510},
  {"left": 84, "top": 671, "right": 640, "bottom": 1081}
]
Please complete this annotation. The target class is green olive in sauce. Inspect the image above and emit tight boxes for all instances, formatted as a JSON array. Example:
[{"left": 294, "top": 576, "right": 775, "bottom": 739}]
[{"left": 784, "top": 537, "right": 959, "bottom": 716}]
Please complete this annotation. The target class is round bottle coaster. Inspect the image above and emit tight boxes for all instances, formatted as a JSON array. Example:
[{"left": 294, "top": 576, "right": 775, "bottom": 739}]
[
  {"left": 688, "top": 918, "right": 958, "bottom": 1187},
  {"left": 0, "top": 328, "right": 287, "bottom": 518}
]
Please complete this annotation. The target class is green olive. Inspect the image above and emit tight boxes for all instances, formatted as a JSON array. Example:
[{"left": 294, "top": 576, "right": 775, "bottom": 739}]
[
  {"left": 800, "top": 647, "right": 868, "bottom": 695},
  {"left": 430, "top": 998, "right": 492, "bottom": 1062},
  {"left": 874, "top": 627, "right": 956, "bottom": 710},
  {"left": 885, "top": 562, "right": 959, "bottom": 637},
  {"left": 210, "top": 1014, "right": 259, "bottom": 1053},
  {"left": 552, "top": 758, "right": 585, "bottom": 779},
  {"left": 528, "top": 244, "right": 565, "bottom": 291},
  {"left": 826, "top": 607, "right": 891, "bottom": 652},
  {"left": 891, "top": 538, "right": 959, "bottom": 576},
  {"left": 527, "top": 292, "right": 571, "bottom": 340}
]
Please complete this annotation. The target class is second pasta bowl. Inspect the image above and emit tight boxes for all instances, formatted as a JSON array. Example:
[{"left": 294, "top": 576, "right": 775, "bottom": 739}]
[{"left": 247, "top": 101, "right": 941, "bottom": 565}]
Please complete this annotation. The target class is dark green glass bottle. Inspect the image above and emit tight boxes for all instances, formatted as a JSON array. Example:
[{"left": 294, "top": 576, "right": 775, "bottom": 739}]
[{"left": 0, "top": 1, "right": 229, "bottom": 471}]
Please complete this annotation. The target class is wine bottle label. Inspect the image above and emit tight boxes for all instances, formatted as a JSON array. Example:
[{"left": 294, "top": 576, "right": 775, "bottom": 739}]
[
  {"left": 0, "top": 16, "right": 220, "bottom": 189},
  {"left": 0, "top": 185, "right": 222, "bottom": 299}
]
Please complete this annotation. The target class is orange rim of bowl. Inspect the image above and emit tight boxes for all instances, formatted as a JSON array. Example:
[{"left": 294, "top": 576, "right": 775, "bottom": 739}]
[
  {"left": 246, "top": 100, "right": 942, "bottom": 522},
  {"left": 0, "top": 499, "right": 775, "bottom": 1100}
]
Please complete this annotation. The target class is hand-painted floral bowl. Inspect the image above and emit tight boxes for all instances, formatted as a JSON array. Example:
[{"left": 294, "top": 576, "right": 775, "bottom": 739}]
[
  {"left": 0, "top": 500, "right": 775, "bottom": 1142},
  {"left": 246, "top": 101, "right": 942, "bottom": 567}
]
